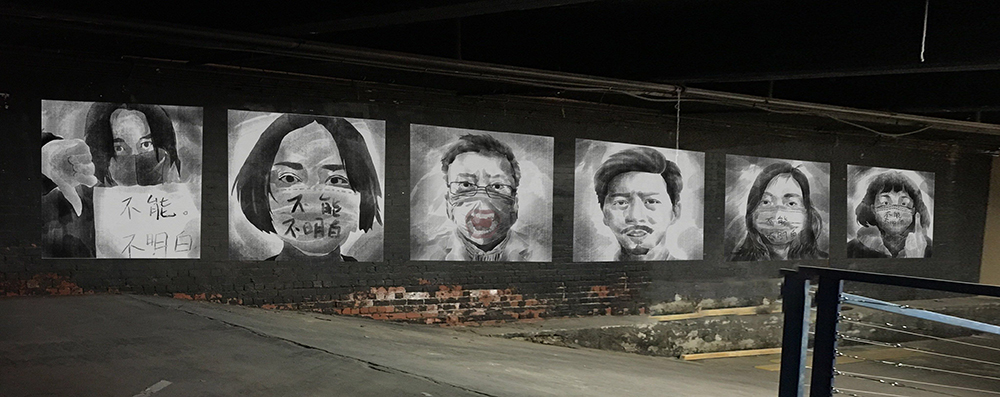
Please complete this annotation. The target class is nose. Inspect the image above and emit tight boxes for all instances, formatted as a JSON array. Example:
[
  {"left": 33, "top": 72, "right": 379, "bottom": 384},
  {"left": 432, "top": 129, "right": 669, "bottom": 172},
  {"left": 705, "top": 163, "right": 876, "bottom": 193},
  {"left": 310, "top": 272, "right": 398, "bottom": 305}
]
[{"left": 624, "top": 198, "right": 647, "bottom": 223}]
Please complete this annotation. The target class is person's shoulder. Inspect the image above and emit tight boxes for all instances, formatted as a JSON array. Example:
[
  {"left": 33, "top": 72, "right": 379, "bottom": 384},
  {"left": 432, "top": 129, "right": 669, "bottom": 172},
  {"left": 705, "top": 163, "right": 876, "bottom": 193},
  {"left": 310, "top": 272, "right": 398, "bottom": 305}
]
[{"left": 412, "top": 230, "right": 456, "bottom": 260}]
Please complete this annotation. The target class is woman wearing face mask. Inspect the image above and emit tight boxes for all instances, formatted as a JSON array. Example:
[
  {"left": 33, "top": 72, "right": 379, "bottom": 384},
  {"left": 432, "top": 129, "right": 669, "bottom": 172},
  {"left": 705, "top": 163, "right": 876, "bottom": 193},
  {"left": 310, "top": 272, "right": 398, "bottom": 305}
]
[
  {"left": 848, "top": 171, "right": 932, "bottom": 258},
  {"left": 41, "top": 103, "right": 182, "bottom": 257},
  {"left": 233, "top": 114, "right": 382, "bottom": 262},
  {"left": 729, "top": 162, "right": 827, "bottom": 261}
]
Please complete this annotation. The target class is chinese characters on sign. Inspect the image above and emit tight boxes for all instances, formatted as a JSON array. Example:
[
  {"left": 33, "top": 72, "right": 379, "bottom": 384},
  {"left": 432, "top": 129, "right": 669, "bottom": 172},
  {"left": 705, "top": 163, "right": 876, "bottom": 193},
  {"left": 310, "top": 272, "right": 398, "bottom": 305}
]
[{"left": 94, "top": 183, "right": 201, "bottom": 258}]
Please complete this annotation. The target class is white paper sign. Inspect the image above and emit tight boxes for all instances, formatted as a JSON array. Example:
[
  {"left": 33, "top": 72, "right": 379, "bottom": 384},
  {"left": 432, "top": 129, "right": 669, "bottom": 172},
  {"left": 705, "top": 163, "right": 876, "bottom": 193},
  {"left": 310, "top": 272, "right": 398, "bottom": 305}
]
[{"left": 94, "top": 183, "right": 201, "bottom": 258}]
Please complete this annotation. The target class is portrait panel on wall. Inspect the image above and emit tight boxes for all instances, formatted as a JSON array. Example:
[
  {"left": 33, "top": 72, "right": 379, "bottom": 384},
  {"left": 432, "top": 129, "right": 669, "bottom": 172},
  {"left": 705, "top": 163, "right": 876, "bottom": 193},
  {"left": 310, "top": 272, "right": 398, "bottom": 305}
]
[
  {"left": 228, "top": 111, "right": 385, "bottom": 262},
  {"left": 847, "top": 165, "right": 934, "bottom": 259},
  {"left": 410, "top": 124, "right": 553, "bottom": 262},
  {"left": 724, "top": 155, "right": 830, "bottom": 262},
  {"left": 573, "top": 139, "right": 705, "bottom": 262},
  {"left": 41, "top": 100, "right": 203, "bottom": 258}
]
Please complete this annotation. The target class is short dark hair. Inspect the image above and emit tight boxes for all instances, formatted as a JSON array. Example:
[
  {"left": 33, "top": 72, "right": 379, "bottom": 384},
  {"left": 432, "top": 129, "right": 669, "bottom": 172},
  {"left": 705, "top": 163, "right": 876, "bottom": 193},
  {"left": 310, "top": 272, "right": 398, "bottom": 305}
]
[
  {"left": 730, "top": 162, "right": 827, "bottom": 261},
  {"left": 234, "top": 114, "right": 382, "bottom": 234},
  {"left": 440, "top": 134, "right": 520, "bottom": 187},
  {"left": 855, "top": 171, "right": 930, "bottom": 232},
  {"left": 84, "top": 103, "right": 180, "bottom": 185},
  {"left": 594, "top": 147, "right": 682, "bottom": 208}
]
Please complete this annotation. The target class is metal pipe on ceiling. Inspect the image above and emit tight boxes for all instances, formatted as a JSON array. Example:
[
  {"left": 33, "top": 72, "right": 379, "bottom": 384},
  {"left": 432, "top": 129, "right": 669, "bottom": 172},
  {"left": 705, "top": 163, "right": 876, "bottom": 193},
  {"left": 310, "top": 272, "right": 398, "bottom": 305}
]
[{"left": 4, "top": 4, "right": 1000, "bottom": 136}]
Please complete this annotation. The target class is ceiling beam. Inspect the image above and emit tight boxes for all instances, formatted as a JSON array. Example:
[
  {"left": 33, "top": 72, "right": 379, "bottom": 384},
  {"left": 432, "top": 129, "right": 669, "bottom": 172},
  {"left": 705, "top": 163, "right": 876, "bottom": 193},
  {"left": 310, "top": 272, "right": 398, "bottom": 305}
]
[
  {"left": 267, "top": 0, "right": 601, "bottom": 36},
  {"left": 663, "top": 61, "right": 1000, "bottom": 84}
]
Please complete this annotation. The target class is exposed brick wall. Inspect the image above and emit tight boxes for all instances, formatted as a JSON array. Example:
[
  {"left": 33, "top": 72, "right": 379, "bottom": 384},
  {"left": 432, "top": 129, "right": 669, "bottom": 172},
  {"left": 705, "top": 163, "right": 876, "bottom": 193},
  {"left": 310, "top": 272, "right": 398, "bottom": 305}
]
[
  {"left": 255, "top": 282, "right": 645, "bottom": 325},
  {"left": 0, "top": 48, "right": 992, "bottom": 324}
]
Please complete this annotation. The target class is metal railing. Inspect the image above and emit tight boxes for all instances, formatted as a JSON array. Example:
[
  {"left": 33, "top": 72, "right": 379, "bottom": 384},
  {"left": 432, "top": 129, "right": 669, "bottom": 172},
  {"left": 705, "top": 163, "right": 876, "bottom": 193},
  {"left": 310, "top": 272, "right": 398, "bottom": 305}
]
[{"left": 778, "top": 265, "right": 1000, "bottom": 397}]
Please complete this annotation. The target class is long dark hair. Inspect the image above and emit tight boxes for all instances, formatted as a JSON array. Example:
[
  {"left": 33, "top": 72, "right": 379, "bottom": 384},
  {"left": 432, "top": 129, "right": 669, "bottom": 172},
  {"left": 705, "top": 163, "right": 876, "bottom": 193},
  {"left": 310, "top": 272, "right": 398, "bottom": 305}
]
[{"left": 729, "top": 162, "right": 827, "bottom": 261}]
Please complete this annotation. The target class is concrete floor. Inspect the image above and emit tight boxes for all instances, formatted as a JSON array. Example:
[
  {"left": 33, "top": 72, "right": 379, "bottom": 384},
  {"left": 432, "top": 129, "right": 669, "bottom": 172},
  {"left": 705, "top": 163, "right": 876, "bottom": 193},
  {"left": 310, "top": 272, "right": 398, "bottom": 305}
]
[
  {"left": 2, "top": 295, "right": 998, "bottom": 396},
  {"left": 1, "top": 295, "right": 777, "bottom": 397}
]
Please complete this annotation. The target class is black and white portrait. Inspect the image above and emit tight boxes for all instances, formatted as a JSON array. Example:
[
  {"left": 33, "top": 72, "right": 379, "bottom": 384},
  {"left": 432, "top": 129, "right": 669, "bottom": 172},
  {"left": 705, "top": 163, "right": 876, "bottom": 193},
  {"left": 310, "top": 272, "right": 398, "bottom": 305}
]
[
  {"left": 573, "top": 139, "right": 704, "bottom": 262},
  {"left": 41, "top": 100, "right": 203, "bottom": 258},
  {"left": 410, "top": 125, "right": 553, "bottom": 262},
  {"left": 228, "top": 111, "right": 385, "bottom": 262},
  {"left": 847, "top": 165, "right": 934, "bottom": 259},
  {"left": 724, "top": 155, "right": 830, "bottom": 261}
]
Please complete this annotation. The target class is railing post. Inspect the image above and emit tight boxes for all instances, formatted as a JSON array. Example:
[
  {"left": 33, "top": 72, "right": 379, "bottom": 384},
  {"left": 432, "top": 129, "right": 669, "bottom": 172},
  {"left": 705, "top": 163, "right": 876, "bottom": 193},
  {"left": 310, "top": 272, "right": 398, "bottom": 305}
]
[
  {"left": 778, "top": 269, "right": 811, "bottom": 397},
  {"left": 809, "top": 276, "right": 843, "bottom": 397}
]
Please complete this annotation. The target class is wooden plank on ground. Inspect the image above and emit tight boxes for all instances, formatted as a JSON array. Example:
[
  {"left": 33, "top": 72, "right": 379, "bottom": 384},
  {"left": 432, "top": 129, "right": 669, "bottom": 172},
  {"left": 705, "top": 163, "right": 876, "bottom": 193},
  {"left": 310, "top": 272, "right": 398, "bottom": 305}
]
[
  {"left": 682, "top": 347, "right": 783, "bottom": 361},
  {"left": 652, "top": 306, "right": 782, "bottom": 322}
]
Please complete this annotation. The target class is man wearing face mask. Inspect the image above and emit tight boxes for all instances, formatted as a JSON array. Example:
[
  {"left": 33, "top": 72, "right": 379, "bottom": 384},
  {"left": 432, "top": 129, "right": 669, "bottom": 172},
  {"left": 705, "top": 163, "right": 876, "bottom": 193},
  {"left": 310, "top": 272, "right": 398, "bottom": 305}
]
[
  {"left": 848, "top": 171, "right": 932, "bottom": 258},
  {"left": 419, "top": 134, "right": 535, "bottom": 261},
  {"left": 41, "top": 103, "right": 182, "bottom": 257},
  {"left": 594, "top": 147, "right": 683, "bottom": 261}
]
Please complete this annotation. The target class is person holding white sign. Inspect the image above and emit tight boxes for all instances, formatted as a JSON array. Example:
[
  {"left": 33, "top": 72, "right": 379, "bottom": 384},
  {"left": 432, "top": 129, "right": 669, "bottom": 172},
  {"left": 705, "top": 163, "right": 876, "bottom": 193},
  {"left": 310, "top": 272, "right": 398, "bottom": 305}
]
[{"left": 42, "top": 103, "right": 182, "bottom": 257}]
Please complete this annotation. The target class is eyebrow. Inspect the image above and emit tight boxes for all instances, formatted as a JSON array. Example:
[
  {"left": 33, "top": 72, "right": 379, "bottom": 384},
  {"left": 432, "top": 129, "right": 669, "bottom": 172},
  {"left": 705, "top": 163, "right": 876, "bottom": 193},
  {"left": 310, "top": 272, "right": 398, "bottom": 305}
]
[
  {"left": 608, "top": 191, "right": 663, "bottom": 198},
  {"left": 273, "top": 162, "right": 303, "bottom": 170},
  {"left": 321, "top": 164, "right": 346, "bottom": 172}
]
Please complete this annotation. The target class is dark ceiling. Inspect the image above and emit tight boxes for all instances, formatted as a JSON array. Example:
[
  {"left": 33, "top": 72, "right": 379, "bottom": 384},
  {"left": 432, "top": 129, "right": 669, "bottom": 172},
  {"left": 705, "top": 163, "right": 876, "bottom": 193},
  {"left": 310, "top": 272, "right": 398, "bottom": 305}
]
[{"left": 4, "top": 1, "right": 1000, "bottom": 141}]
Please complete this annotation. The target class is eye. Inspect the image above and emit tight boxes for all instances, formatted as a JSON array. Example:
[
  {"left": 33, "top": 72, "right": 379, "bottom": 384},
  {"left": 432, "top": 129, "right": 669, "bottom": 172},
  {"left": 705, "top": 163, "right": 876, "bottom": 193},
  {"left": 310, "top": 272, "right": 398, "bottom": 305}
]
[
  {"left": 326, "top": 175, "right": 350, "bottom": 186},
  {"left": 459, "top": 181, "right": 473, "bottom": 188},
  {"left": 645, "top": 198, "right": 661, "bottom": 206},
  {"left": 277, "top": 173, "right": 300, "bottom": 184},
  {"left": 787, "top": 201, "right": 799, "bottom": 207},
  {"left": 114, "top": 145, "right": 125, "bottom": 153},
  {"left": 612, "top": 198, "right": 629, "bottom": 208},
  {"left": 878, "top": 198, "right": 890, "bottom": 206},
  {"left": 760, "top": 198, "right": 772, "bottom": 206},
  {"left": 138, "top": 140, "right": 153, "bottom": 151}
]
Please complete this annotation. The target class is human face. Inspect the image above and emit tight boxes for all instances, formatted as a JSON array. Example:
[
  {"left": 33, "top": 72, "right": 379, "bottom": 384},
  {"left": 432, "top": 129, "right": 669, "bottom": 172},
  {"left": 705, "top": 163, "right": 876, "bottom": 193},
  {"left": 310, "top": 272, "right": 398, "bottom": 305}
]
[
  {"left": 874, "top": 190, "right": 914, "bottom": 234},
  {"left": 108, "top": 108, "right": 171, "bottom": 186},
  {"left": 111, "top": 110, "right": 154, "bottom": 156},
  {"left": 602, "top": 171, "right": 677, "bottom": 257},
  {"left": 268, "top": 122, "right": 360, "bottom": 255},
  {"left": 446, "top": 152, "right": 518, "bottom": 247},
  {"left": 752, "top": 174, "right": 807, "bottom": 246}
]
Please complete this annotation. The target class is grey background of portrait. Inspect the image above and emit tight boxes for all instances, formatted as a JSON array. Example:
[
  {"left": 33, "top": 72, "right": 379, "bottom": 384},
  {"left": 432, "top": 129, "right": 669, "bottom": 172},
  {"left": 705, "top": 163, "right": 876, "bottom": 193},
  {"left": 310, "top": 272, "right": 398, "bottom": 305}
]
[
  {"left": 847, "top": 165, "right": 935, "bottom": 242},
  {"left": 573, "top": 139, "right": 705, "bottom": 262},
  {"left": 723, "top": 155, "right": 831, "bottom": 259},
  {"left": 409, "top": 124, "right": 553, "bottom": 261},
  {"left": 227, "top": 111, "right": 386, "bottom": 261}
]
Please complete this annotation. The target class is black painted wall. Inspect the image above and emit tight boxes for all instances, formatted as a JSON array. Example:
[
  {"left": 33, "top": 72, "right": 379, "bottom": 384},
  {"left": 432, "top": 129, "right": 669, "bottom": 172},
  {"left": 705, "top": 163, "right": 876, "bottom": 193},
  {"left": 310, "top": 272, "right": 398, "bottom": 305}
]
[{"left": 0, "top": 50, "right": 991, "bottom": 320}]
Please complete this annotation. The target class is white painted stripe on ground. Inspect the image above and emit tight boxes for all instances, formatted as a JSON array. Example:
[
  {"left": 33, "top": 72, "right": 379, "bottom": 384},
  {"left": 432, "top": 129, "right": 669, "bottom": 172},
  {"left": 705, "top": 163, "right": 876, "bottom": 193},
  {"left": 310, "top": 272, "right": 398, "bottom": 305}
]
[{"left": 132, "top": 380, "right": 172, "bottom": 397}]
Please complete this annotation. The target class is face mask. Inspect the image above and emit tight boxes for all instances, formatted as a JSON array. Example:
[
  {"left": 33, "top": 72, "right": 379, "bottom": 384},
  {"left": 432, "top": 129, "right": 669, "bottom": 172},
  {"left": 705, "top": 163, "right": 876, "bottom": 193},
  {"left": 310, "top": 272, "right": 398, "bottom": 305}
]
[
  {"left": 753, "top": 206, "right": 807, "bottom": 245},
  {"left": 448, "top": 192, "right": 517, "bottom": 247},
  {"left": 269, "top": 186, "right": 360, "bottom": 255},
  {"left": 875, "top": 204, "right": 913, "bottom": 234},
  {"left": 109, "top": 149, "right": 172, "bottom": 186}
]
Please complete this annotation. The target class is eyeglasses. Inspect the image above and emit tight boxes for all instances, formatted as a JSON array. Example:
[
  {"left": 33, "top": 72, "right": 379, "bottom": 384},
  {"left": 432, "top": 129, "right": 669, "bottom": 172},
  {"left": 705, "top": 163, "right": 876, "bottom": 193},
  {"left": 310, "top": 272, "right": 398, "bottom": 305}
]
[{"left": 447, "top": 181, "right": 516, "bottom": 198}]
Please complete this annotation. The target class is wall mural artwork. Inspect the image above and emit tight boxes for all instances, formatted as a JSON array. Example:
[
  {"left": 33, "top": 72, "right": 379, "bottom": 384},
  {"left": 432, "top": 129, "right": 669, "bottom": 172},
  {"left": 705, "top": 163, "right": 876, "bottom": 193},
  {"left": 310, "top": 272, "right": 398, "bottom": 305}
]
[
  {"left": 573, "top": 139, "right": 704, "bottom": 262},
  {"left": 724, "top": 155, "right": 830, "bottom": 261},
  {"left": 228, "top": 111, "right": 385, "bottom": 262},
  {"left": 41, "top": 100, "right": 203, "bottom": 258},
  {"left": 410, "top": 125, "right": 553, "bottom": 262},
  {"left": 847, "top": 165, "right": 934, "bottom": 259}
]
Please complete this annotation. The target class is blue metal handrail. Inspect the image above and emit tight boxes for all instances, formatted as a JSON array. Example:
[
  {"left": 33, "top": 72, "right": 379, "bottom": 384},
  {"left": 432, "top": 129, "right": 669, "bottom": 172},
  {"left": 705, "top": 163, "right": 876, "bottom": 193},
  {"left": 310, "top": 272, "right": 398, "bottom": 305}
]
[{"left": 778, "top": 266, "right": 1000, "bottom": 397}]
